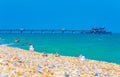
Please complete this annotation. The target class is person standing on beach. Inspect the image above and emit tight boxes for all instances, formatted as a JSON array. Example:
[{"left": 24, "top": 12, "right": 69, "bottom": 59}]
[{"left": 29, "top": 44, "right": 34, "bottom": 51}]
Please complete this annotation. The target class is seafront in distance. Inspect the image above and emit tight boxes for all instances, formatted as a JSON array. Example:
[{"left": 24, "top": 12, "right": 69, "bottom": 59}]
[{"left": 0, "top": 46, "right": 120, "bottom": 77}]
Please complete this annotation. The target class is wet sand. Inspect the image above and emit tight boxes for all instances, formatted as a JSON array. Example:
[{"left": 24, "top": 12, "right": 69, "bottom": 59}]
[{"left": 0, "top": 46, "right": 120, "bottom": 77}]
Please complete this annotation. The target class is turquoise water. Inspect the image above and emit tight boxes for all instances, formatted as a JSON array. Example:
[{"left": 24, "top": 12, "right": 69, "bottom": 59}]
[{"left": 0, "top": 33, "right": 120, "bottom": 64}]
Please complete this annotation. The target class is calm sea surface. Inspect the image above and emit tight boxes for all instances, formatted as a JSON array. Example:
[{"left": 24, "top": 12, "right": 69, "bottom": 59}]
[{"left": 0, "top": 33, "right": 120, "bottom": 64}]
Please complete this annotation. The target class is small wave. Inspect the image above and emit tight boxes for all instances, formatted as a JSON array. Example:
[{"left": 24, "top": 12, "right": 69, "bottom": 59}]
[{"left": 0, "top": 43, "right": 14, "bottom": 46}]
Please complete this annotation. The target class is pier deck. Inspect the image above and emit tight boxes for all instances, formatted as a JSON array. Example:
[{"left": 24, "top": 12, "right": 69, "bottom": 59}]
[
  {"left": 0, "top": 29, "right": 91, "bottom": 34},
  {"left": 0, "top": 28, "right": 111, "bottom": 34}
]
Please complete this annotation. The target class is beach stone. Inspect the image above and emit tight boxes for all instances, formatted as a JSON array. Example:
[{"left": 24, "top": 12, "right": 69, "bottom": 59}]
[
  {"left": 0, "top": 75, "right": 8, "bottom": 77},
  {"left": 0, "top": 46, "right": 119, "bottom": 77}
]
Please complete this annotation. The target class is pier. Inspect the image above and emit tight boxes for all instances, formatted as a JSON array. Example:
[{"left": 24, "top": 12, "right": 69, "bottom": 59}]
[
  {"left": 0, "top": 29, "right": 89, "bottom": 34},
  {"left": 0, "top": 28, "right": 111, "bottom": 34}
]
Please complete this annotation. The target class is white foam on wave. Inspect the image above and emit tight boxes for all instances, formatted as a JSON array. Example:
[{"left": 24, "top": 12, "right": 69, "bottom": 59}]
[
  {"left": 0, "top": 43, "right": 14, "bottom": 46},
  {"left": 0, "top": 37, "right": 14, "bottom": 46}
]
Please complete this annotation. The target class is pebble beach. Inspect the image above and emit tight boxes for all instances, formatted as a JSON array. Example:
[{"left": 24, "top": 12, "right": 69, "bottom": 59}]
[{"left": 0, "top": 46, "right": 120, "bottom": 77}]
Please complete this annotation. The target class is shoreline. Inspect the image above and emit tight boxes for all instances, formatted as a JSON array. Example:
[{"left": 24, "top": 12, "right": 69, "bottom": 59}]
[
  {"left": 0, "top": 46, "right": 120, "bottom": 77},
  {"left": 3, "top": 45, "right": 119, "bottom": 64}
]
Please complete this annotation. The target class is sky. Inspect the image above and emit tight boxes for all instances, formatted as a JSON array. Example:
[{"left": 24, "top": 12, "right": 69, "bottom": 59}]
[{"left": 0, "top": 0, "right": 120, "bottom": 33}]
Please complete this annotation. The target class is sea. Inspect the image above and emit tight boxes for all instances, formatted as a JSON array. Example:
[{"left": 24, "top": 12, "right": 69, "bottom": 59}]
[{"left": 0, "top": 33, "right": 120, "bottom": 64}]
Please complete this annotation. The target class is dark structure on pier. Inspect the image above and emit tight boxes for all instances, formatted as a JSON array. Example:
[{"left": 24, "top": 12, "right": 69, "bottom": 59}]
[
  {"left": 0, "top": 28, "right": 111, "bottom": 34},
  {"left": 90, "top": 28, "right": 112, "bottom": 34}
]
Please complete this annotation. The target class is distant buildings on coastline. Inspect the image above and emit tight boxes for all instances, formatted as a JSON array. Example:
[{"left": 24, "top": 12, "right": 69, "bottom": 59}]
[{"left": 0, "top": 27, "right": 112, "bottom": 34}]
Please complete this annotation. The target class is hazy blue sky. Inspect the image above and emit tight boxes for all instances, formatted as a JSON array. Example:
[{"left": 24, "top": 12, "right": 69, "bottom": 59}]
[{"left": 0, "top": 0, "right": 120, "bottom": 33}]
